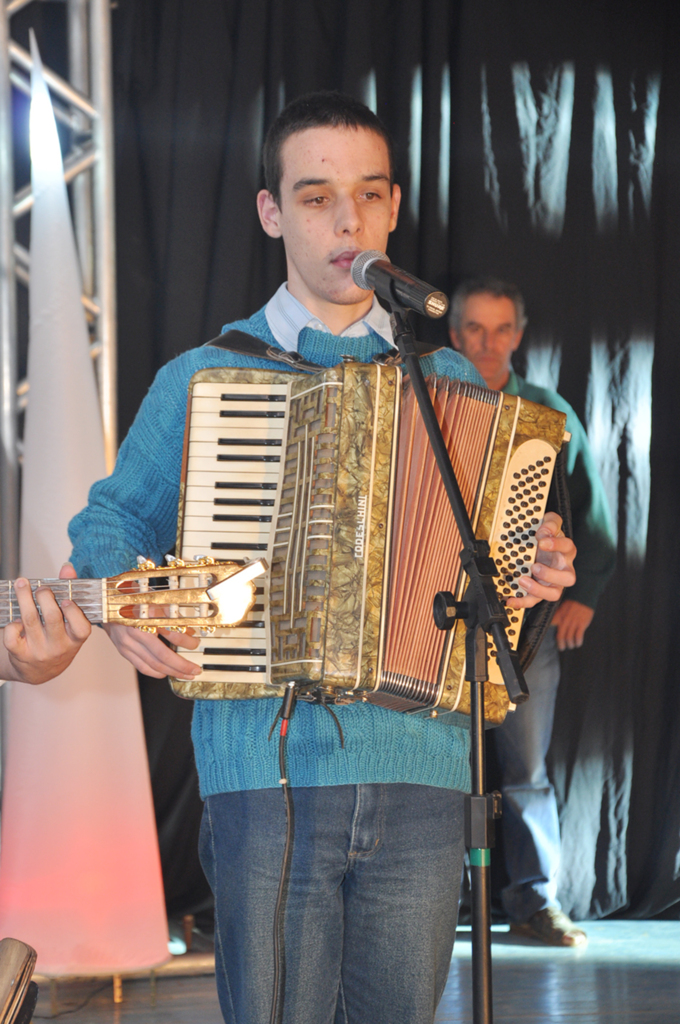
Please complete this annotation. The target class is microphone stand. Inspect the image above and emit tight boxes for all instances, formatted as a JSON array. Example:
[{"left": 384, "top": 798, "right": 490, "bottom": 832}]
[{"left": 388, "top": 305, "right": 530, "bottom": 1024}]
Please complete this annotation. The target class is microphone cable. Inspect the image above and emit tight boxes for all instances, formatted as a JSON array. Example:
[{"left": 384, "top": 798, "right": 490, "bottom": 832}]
[{"left": 269, "top": 681, "right": 299, "bottom": 1024}]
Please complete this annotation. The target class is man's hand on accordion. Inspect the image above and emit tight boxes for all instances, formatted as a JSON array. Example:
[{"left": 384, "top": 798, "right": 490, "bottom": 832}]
[
  {"left": 504, "top": 511, "right": 576, "bottom": 609},
  {"left": 103, "top": 622, "right": 202, "bottom": 680}
]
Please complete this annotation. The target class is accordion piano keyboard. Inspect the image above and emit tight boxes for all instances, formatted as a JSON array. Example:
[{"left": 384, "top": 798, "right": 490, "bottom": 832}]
[{"left": 178, "top": 380, "right": 289, "bottom": 683}]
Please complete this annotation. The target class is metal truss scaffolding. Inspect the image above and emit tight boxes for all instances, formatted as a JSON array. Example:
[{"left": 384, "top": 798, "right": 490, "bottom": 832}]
[{"left": 0, "top": 0, "right": 116, "bottom": 579}]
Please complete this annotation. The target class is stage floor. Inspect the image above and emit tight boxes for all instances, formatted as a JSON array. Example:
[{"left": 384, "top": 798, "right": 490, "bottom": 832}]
[{"left": 31, "top": 920, "right": 680, "bottom": 1022}]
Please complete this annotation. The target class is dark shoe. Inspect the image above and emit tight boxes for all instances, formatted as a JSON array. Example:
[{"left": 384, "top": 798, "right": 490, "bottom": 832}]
[{"left": 509, "top": 908, "right": 588, "bottom": 947}]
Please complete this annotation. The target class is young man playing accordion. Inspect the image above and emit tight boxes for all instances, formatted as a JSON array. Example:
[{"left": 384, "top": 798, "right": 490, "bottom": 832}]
[{"left": 68, "top": 93, "right": 576, "bottom": 1024}]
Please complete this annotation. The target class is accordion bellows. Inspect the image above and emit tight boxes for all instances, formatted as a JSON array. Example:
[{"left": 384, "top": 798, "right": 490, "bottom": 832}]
[{"left": 172, "top": 362, "right": 566, "bottom": 724}]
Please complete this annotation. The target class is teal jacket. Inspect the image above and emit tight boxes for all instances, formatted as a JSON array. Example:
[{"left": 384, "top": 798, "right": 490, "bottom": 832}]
[
  {"left": 69, "top": 308, "right": 484, "bottom": 798},
  {"left": 505, "top": 369, "right": 616, "bottom": 609}
]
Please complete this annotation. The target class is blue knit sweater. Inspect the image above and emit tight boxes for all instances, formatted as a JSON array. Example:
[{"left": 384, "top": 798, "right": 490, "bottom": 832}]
[{"left": 69, "top": 307, "right": 484, "bottom": 797}]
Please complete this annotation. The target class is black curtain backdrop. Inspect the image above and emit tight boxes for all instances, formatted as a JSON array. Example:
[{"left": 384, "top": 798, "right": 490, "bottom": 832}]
[{"left": 85, "top": 0, "right": 680, "bottom": 919}]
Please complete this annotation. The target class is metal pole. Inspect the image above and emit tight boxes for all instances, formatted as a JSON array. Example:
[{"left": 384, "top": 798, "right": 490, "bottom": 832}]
[
  {"left": 68, "top": 0, "right": 94, "bottom": 298},
  {"left": 469, "top": 663, "right": 493, "bottom": 1024},
  {"left": 90, "top": 0, "right": 117, "bottom": 472},
  {"left": 0, "top": 2, "right": 18, "bottom": 581},
  {"left": 9, "top": 40, "right": 98, "bottom": 119}
]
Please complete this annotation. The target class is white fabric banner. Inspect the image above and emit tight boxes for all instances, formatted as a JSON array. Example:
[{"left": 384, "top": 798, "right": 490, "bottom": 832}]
[{"left": 0, "top": 34, "right": 168, "bottom": 974}]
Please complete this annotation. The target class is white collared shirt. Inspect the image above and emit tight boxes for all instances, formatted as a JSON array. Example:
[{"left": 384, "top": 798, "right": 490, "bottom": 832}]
[{"left": 264, "top": 283, "right": 394, "bottom": 352}]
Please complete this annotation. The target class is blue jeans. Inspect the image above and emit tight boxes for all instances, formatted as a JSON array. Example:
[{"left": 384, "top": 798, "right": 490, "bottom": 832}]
[
  {"left": 199, "top": 783, "right": 466, "bottom": 1024},
  {"left": 492, "top": 626, "right": 562, "bottom": 922}
]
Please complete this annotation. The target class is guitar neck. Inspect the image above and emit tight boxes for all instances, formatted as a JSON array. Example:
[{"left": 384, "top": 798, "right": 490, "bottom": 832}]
[
  {"left": 0, "top": 579, "right": 104, "bottom": 627},
  {"left": 0, "top": 559, "right": 266, "bottom": 631}
]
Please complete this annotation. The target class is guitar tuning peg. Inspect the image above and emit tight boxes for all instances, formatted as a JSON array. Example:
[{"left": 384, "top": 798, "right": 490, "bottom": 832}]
[
  {"left": 164, "top": 556, "right": 185, "bottom": 568},
  {"left": 136, "top": 556, "right": 157, "bottom": 571}
]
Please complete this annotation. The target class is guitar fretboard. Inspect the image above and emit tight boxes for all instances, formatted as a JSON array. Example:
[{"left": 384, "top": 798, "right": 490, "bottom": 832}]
[{"left": 0, "top": 579, "right": 103, "bottom": 627}]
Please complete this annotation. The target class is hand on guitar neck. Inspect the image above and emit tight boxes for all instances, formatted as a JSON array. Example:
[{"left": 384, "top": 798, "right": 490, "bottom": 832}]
[
  {"left": 0, "top": 557, "right": 264, "bottom": 683},
  {"left": 0, "top": 562, "right": 92, "bottom": 685},
  {"left": 0, "top": 567, "right": 201, "bottom": 683}
]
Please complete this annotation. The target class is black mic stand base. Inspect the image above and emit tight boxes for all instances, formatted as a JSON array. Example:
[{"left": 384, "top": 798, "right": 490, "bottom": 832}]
[{"left": 470, "top": 849, "right": 493, "bottom": 1024}]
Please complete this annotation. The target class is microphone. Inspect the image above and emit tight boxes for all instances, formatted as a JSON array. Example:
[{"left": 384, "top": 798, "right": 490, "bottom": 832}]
[{"left": 351, "top": 250, "right": 449, "bottom": 319}]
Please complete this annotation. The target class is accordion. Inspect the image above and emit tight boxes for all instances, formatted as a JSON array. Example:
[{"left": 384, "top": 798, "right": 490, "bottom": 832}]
[{"left": 171, "top": 361, "right": 567, "bottom": 724}]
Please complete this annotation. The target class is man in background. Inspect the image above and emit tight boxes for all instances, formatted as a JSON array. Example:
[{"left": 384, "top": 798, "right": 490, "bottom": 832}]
[{"left": 449, "top": 277, "right": 616, "bottom": 947}]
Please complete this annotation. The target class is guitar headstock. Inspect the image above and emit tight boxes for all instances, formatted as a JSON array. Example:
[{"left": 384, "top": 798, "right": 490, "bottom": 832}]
[{"left": 103, "top": 556, "right": 268, "bottom": 632}]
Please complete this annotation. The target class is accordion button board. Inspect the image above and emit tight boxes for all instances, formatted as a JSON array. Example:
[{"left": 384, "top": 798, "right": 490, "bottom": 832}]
[{"left": 171, "top": 363, "right": 567, "bottom": 725}]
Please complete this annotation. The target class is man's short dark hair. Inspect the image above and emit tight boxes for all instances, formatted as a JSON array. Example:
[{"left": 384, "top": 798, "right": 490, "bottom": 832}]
[
  {"left": 263, "top": 91, "right": 395, "bottom": 206},
  {"left": 449, "top": 278, "right": 527, "bottom": 334}
]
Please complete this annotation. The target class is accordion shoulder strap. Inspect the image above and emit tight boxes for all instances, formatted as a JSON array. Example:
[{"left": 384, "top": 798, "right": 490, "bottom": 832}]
[{"left": 204, "top": 329, "right": 323, "bottom": 374}]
